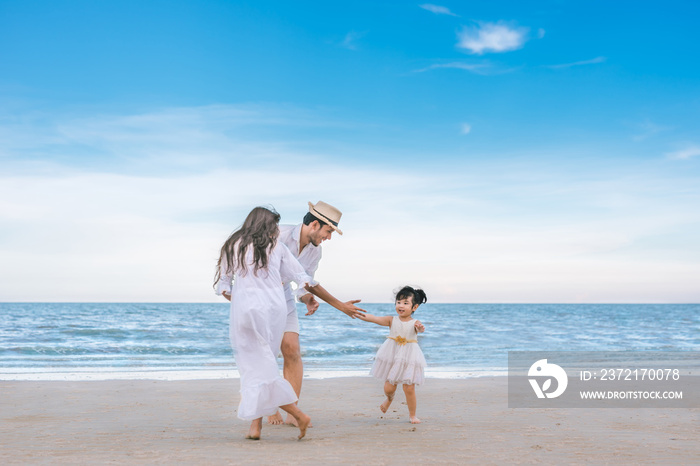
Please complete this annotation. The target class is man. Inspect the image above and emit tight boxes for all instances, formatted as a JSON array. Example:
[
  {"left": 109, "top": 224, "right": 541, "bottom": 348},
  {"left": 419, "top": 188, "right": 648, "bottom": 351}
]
[{"left": 268, "top": 201, "right": 365, "bottom": 425}]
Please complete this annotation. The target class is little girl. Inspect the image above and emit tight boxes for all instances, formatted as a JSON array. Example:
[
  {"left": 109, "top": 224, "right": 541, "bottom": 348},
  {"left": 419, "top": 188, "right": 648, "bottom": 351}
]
[{"left": 359, "top": 286, "right": 427, "bottom": 424}]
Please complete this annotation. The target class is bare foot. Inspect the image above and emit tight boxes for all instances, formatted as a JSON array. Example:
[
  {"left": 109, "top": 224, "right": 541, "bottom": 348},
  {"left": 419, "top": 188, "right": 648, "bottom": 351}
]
[
  {"left": 246, "top": 418, "right": 262, "bottom": 439},
  {"left": 296, "top": 413, "right": 311, "bottom": 440},
  {"left": 285, "top": 414, "right": 313, "bottom": 428},
  {"left": 380, "top": 395, "right": 394, "bottom": 414},
  {"left": 409, "top": 416, "right": 422, "bottom": 424},
  {"left": 267, "top": 411, "right": 284, "bottom": 425}
]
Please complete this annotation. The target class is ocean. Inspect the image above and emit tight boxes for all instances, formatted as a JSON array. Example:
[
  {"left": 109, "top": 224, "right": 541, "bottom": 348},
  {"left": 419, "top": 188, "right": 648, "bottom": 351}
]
[{"left": 1, "top": 303, "right": 698, "bottom": 380}]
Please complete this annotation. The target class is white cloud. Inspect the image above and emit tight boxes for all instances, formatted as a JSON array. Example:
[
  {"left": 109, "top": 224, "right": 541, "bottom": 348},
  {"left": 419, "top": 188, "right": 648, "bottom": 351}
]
[
  {"left": 546, "top": 56, "right": 607, "bottom": 69},
  {"left": 456, "top": 21, "right": 529, "bottom": 55},
  {"left": 666, "top": 145, "right": 700, "bottom": 160},
  {"left": 413, "top": 62, "right": 490, "bottom": 74},
  {"left": 460, "top": 123, "right": 471, "bottom": 134},
  {"left": 0, "top": 166, "right": 430, "bottom": 302},
  {"left": 419, "top": 4, "right": 458, "bottom": 16},
  {"left": 0, "top": 104, "right": 348, "bottom": 174},
  {"left": 631, "top": 119, "right": 669, "bottom": 141},
  {"left": 1, "top": 105, "right": 700, "bottom": 303},
  {"left": 341, "top": 31, "right": 366, "bottom": 50}
]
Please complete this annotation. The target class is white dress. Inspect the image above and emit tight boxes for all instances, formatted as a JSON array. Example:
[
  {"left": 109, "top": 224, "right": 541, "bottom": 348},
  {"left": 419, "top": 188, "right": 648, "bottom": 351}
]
[
  {"left": 215, "top": 241, "right": 317, "bottom": 421},
  {"left": 370, "top": 316, "right": 427, "bottom": 385}
]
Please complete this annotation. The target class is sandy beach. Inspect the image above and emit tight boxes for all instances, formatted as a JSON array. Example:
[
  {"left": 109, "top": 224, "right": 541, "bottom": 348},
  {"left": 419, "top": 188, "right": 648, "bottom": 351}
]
[{"left": 0, "top": 376, "right": 697, "bottom": 464}]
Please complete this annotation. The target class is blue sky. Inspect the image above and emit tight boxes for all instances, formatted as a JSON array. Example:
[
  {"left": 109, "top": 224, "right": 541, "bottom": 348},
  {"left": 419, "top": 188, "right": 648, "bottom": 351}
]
[{"left": 1, "top": 1, "right": 699, "bottom": 302}]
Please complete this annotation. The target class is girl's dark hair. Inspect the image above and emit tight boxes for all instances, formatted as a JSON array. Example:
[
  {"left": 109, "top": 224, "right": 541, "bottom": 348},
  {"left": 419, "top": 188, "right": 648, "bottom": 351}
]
[
  {"left": 214, "top": 206, "right": 281, "bottom": 284},
  {"left": 395, "top": 286, "right": 427, "bottom": 307}
]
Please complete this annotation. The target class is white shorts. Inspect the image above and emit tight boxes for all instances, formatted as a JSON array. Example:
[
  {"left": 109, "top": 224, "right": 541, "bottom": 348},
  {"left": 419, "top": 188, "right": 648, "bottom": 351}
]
[{"left": 284, "top": 298, "right": 300, "bottom": 334}]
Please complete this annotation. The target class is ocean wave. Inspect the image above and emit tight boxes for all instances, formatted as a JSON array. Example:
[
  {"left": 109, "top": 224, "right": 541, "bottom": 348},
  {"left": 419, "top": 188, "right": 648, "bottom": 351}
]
[{"left": 1, "top": 303, "right": 697, "bottom": 373}]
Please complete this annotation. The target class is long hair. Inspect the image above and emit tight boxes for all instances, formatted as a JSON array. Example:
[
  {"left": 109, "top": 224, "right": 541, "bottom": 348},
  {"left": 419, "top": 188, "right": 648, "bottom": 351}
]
[{"left": 214, "top": 206, "right": 281, "bottom": 285}]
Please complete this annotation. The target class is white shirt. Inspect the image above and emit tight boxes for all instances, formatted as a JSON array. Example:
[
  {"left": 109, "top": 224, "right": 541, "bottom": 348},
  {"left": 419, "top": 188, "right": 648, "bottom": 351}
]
[{"left": 278, "top": 223, "right": 322, "bottom": 301}]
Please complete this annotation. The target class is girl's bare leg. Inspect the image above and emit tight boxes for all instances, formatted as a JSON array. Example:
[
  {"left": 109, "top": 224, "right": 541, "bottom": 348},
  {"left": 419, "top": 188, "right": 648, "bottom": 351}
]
[
  {"left": 279, "top": 402, "right": 311, "bottom": 439},
  {"left": 246, "top": 418, "right": 262, "bottom": 440},
  {"left": 380, "top": 381, "right": 397, "bottom": 413},
  {"left": 403, "top": 384, "right": 421, "bottom": 423}
]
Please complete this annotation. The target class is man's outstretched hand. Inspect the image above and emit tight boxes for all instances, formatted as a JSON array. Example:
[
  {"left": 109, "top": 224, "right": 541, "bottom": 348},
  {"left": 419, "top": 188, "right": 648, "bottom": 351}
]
[
  {"left": 304, "top": 284, "right": 366, "bottom": 319},
  {"left": 339, "top": 299, "right": 366, "bottom": 319}
]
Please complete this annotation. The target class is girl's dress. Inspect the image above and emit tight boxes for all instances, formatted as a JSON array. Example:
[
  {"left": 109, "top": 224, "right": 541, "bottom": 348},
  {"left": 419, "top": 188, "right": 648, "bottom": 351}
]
[
  {"left": 215, "top": 241, "right": 316, "bottom": 421},
  {"left": 370, "top": 316, "right": 427, "bottom": 385}
]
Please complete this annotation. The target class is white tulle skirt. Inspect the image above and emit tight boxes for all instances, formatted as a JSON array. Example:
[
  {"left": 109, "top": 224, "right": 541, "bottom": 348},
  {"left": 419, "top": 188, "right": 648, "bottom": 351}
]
[{"left": 370, "top": 339, "right": 426, "bottom": 386}]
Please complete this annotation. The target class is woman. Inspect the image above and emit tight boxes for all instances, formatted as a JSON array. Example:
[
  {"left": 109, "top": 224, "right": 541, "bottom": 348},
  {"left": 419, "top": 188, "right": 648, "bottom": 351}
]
[{"left": 214, "top": 206, "right": 317, "bottom": 440}]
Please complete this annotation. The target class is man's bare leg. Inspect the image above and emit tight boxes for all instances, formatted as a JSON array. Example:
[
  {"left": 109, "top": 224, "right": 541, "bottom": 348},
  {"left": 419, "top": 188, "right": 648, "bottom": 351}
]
[
  {"left": 267, "top": 411, "right": 284, "bottom": 425},
  {"left": 279, "top": 402, "right": 311, "bottom": 439},
  {"left": 380, "top": 381, "right": 397, "bottom": 413},
  {"left": 281, "top": 332, "right": 304, "bottom": 426},
  {"left": 267, "top": 331, "right": 304, "bottom": 426}
]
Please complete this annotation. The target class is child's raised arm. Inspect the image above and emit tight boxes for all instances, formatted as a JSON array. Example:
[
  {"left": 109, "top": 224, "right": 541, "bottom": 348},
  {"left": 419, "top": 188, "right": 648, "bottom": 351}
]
[{"left": 357, "top": 313, "right": 392, "bottom": 326}]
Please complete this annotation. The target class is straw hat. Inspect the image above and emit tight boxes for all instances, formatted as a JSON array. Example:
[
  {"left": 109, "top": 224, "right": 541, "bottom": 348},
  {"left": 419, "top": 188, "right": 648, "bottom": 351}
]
[{"left": 308, "top": 201, "right": 343, "bottom": 235}]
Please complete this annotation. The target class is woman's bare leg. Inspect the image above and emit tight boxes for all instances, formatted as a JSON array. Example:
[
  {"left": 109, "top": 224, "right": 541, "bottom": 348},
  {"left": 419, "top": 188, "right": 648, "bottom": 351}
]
[{"left": 246, "top": 418, "right": 262, "bottom": 440}]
